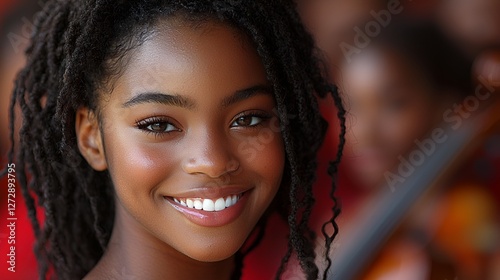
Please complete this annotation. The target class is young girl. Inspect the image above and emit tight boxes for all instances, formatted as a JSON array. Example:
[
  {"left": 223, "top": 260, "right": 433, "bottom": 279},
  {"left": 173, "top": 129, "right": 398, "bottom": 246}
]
[
  {"left": 5, "top": 0, "right": 345, "bottom": 279},
  {"left": 338, "top": 21, "right": 471, "bottom": 188},
  {"left": 336, "top": 21, "right": 500, "bottom": 279}
]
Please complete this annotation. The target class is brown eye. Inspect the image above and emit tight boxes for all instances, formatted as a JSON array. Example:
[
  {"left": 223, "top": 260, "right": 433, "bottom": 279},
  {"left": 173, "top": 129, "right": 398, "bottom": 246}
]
[
  {"left": 136, "top": 117, "right": 180, "bottom": 135},
  {"left": 232, "top": 115, "right": 264, "bottom": 127},
  {"left": 147, "top": 122, "right": 176, "bottom": 132}
]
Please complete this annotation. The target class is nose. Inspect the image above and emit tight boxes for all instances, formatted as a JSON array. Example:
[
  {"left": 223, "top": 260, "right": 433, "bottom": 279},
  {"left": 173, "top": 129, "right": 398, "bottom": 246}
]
[{"left": 181, "top": 130, "right": 240, "bottom": 178}]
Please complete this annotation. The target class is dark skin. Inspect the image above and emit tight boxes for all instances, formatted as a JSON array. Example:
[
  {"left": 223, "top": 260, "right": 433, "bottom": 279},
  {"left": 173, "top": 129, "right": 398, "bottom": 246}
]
[
  {"left": 296, "top": 0, "right": 386, "bottom": 67},
  {"left": 339, "top": 48, "right": 444, "bottom": 187},
  {"left": 76, "top": 20, "right": 285, "bottom": 279}
]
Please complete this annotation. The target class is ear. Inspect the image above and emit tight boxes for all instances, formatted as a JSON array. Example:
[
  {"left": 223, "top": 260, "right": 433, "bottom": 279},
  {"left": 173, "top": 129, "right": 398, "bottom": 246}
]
[{"left": 75, "top": 107, "right": 108, "bottom": 171}]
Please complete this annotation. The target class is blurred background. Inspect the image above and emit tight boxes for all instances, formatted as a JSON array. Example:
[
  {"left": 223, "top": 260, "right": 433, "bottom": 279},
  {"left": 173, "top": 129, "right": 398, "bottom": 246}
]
[
  {"left": 1, "top": 1, "right": 42, "bottom": 280},
  {"left": 0, "top": 0, "right": 499, "bottom": 279},
  {"left": 297, "top": 0, "right": 500, "bottom": 279}
]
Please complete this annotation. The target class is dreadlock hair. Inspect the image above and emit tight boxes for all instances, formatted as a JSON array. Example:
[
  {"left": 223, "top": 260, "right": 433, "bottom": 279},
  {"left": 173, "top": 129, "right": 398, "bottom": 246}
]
[{"left": 5, "top": 0, "right": 346, "bottom": 279}]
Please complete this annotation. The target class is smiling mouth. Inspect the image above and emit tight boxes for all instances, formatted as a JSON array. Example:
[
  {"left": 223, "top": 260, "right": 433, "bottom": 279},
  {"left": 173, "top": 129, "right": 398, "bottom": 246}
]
[{"left": 166, "top": 193, "right": 243, "bottom": 212}]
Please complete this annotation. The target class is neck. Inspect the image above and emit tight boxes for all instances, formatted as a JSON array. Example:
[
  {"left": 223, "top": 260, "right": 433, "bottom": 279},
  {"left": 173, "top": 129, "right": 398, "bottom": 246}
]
[{"left": 84, "top": 203, "right": 236, "bottom": 280}]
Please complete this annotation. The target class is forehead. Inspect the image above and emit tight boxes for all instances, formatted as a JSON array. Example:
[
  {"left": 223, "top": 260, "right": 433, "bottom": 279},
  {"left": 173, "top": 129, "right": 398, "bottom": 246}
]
[
  {"left": 110, "top": 19, "right": 268, "bottom": 103},
  {"left": 342, "top": 49, "right": 404, "bottom": 81},
  {"left": 341, "top": 48, "right": 426, "bottom": 95}
]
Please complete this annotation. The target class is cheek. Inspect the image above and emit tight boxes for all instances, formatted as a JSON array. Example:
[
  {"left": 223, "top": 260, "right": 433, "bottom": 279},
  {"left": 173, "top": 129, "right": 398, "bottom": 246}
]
[
  {"left": 383, "top": 104, "right": 436, "bottom": 155},
  {"left": 235, "top": 127, "right": 285, "bottom": 213},
  {"left": 104, "top": 127, "right": 285, "bottom": 256},
  {"left": 104, "top": 130, "right": 179, "bottom": 206},
  {"left": 240, "top": 128, "right": 285, "bottom": 191}
]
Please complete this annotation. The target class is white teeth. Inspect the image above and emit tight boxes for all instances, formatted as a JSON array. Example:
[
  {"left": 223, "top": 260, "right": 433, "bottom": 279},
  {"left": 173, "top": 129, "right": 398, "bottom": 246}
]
[
  {"left": 171, "top": 194, "right": 242, "bottom": 212},
  {"left": 193, "top": 200, "right": 203, "bottom": 210},
  {"left": 203, "top": 199, "right": 215, "bottom": 212},
  {"left": 214, "top": 198, "right": 226, "bottom": 211}
]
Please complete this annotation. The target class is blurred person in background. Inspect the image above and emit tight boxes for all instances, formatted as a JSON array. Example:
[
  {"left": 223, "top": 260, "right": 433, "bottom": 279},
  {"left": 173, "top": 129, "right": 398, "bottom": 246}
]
[
  {"left": 296, "top": 0, "right": 389, "bottom": 71},
  {"left": 295, "top": 0, "right": 394, "bottom": 231},
  {"left": 299, "top": 0, "right": 500, "bottom": 276},
  {"left": 338, "top": 21, "right": 471, "bottom": 190},
  {"left": 335, "top": 21, "right": 490, "bottom": 280},
  {"left": 0, "top": 1, "right": 43, "bottom": 279}
]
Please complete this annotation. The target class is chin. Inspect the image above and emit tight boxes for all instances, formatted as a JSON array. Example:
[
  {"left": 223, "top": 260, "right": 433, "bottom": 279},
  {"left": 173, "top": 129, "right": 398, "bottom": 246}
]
[
  {"left": 183, "top": 244, "right": 240, "bottom": 263},
  {"left": 173, "top": 233, "right": 247, "bottom": 263}
]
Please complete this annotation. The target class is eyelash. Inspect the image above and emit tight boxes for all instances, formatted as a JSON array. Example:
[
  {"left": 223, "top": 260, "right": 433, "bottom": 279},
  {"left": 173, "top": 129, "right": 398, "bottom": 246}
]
[
  {"left": 135, "top": 117, "right": 179, "bottom": 137},
  {"left": 231, "top": 111, "right": 272, "bottom": 128},
  {"left": 135, "top": 111, "right": 273, "bottom": 138}
]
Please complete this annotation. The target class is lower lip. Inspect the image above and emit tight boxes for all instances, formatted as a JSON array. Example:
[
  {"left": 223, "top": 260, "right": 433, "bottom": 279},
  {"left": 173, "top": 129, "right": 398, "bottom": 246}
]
[{"left": 164, "top": 192, "right": 250, "bottom": 227}]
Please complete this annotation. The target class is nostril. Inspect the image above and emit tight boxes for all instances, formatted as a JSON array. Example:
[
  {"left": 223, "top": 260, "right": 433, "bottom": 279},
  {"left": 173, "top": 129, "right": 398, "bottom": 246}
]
[
  {"left": 226, "top": 159, "right": 240, "bottom": 173},
  {"left": 182, "top": 156, "right": 239, "bottom": 178}
]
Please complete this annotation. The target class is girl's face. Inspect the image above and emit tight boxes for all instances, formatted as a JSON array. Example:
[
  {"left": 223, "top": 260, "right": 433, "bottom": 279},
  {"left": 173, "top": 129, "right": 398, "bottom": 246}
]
[
  {"left": 82, "top": 21, "right": 285, "bottom": 262},
  {"left": 339, "top": 49, "right": 439, "bottom": 187},
  {"left": 297, "top": 0, "right": 386, "bottom": 66}
]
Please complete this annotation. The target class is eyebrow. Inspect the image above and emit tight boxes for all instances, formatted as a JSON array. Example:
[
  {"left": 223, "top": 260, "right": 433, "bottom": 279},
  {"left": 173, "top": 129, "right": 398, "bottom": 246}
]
[
  {"left": 122, "top": 92, "right": 196, "bottom": 109},
  {"left": 220, "top": 85, "right": 273, "bottom": 108},
  {"left": 122, "top": 85, "right": 273, "bottom": 109}
]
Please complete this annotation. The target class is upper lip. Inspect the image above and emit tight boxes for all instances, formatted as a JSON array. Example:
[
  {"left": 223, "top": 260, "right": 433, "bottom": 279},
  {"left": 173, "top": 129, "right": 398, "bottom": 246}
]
[{"left": 164, "top": 185, "right": 253, "bottom": 200}]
